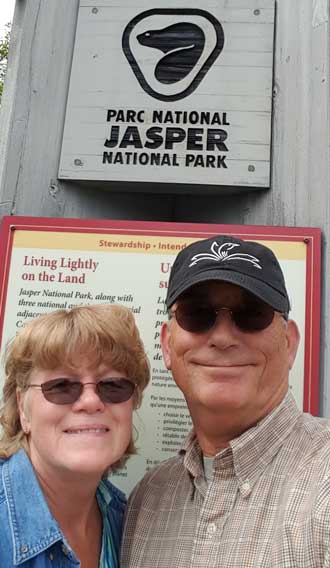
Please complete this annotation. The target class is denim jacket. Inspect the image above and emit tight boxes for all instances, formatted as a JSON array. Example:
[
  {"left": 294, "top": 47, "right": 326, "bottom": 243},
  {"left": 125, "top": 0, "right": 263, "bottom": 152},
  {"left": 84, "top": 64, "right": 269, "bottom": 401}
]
[{"left": 0, "top": 449, "right": 126, "bottom": 567}]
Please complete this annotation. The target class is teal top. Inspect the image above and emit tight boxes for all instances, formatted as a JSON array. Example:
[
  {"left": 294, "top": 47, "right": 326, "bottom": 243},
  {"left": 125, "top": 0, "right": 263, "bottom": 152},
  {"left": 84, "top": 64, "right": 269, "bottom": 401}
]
[{"left": 97, "top": 479, "right": 125, "bottom": 568}]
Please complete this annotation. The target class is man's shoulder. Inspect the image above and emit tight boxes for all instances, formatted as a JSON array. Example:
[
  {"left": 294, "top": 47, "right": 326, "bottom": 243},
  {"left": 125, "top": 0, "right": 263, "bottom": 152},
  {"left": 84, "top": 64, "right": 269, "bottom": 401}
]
[
  {"left": 299, "top": 412, "right": 330, "bottom": 446},
  {"left": 136, "top": 454, "right": 184, "bottom": 486},
  {"left": 289, "top": 412, "right": 330, "bottom": 477},
  {"left": 128, "top": 454, "right": 184, "bottom": 505}
]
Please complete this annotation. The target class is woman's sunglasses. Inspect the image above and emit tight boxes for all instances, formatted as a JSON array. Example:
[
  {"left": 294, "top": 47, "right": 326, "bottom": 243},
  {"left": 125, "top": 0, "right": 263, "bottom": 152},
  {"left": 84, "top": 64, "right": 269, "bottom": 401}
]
[
  {"left": 171, "top": 299, "right": 287, "bottom": 334},
  {"left": 27, "top": 378, "right": 136, "bottom": 405}
]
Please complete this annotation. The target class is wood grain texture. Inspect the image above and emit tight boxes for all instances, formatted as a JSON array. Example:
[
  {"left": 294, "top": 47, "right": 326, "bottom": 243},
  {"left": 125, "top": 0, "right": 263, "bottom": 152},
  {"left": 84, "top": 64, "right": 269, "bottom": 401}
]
[{"left": 0, "top": 0, "right": 329, "bottom": 412}]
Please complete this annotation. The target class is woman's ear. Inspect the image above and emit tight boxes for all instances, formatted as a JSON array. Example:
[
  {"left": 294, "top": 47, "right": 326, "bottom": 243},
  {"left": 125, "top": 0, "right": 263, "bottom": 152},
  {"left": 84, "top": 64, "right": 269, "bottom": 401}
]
[{"left": 16, "top": 388, "right": 30, "bottom": 434}]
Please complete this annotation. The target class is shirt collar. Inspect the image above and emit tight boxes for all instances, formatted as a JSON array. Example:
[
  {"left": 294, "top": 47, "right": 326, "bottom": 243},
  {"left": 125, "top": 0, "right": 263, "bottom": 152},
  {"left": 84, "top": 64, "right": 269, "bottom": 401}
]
[
  {"left": 229, "top": 392, "right": 301, "bottom": 494},
  {"left": 181, "top": 393, "right": 301, "bottom": 495}
]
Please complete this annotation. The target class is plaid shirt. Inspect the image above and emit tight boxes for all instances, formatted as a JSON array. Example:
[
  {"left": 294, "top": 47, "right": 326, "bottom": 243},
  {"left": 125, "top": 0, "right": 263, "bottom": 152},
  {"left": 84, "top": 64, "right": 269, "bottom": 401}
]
[{"left": 121, "top": 393, "right": 330, "bottom": 567}]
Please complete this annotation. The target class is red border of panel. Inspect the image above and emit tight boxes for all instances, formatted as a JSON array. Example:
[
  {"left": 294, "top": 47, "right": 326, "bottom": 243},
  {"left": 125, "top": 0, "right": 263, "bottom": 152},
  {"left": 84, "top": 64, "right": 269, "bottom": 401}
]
[{"left": 0, "top": 216, "right": 321, "bottom": 414}]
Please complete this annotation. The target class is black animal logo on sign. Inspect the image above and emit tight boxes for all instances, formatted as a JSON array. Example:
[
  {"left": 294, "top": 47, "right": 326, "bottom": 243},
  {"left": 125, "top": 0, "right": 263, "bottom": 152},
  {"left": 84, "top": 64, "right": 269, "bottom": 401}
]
[
  {"left": 123, "top": 9, "right": 224, "bottom": 102},
  {"left": 137, "top": 23, "right": 205, "bottom": 84}
]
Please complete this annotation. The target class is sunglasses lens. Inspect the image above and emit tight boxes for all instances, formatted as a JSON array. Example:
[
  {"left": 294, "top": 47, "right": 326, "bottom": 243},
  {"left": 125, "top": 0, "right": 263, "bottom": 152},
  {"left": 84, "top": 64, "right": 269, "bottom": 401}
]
[
  {"left": 174, "top": 300, "right": 275, "bottom": 333},
  {"left": 235, "top": 303, "right": 274, "bottom": 331},
  {"left": 175, "top": 304, "right": 216, "bottom": 333},
  {"left": 97, "top": 379, "right": 135, "bottom": 404},
  {"left": 41, "top": 379, "right": 82, "bottom": 404},
  {"left": 40, "top": 378, "right": 135, "bottom": 404}
]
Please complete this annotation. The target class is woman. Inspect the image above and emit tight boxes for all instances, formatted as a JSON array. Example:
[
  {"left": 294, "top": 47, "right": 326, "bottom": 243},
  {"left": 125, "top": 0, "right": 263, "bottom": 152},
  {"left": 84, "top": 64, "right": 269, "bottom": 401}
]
[{"left": 0, "top": 304, "right": 150, "bottom": 567}]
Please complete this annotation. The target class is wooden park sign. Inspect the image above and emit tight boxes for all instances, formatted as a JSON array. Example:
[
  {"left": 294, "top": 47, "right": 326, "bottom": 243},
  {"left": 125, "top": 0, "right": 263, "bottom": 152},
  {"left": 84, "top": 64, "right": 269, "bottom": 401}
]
[{"left": 59, "top": 1, "right": 275, "bottom": 189}]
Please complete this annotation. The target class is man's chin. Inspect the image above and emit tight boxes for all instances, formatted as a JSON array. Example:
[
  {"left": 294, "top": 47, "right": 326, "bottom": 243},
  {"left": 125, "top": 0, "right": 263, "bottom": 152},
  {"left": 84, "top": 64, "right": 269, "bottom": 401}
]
[{"left": 193, "top": 388, "right": 250, "bottom": 413}]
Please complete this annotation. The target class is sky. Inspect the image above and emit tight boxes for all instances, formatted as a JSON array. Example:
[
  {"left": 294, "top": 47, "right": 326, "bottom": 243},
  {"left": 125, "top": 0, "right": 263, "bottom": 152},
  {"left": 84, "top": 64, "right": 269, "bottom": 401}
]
[{"left": 0, "top": 0, "right": 15, "bottom": 37}]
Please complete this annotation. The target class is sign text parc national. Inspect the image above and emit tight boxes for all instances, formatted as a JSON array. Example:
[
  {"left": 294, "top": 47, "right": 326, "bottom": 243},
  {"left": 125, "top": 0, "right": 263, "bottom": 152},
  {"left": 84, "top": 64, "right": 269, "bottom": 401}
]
[{"left": 103, "top": 108, "right": 230, "bottom": 169}]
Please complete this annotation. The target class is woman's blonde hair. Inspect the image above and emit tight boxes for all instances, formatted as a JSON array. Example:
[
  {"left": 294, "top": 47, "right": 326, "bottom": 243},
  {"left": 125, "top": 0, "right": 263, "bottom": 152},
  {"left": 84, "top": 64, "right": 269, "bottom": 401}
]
[{"left": 0, "top": 304, "right": 150, "bottom": 462}]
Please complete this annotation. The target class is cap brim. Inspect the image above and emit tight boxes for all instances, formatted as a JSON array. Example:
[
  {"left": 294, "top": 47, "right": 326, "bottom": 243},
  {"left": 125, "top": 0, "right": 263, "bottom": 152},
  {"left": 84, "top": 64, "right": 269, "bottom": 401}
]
[{"left": 166, "top": 269, "right": 290, "bottom": 313}]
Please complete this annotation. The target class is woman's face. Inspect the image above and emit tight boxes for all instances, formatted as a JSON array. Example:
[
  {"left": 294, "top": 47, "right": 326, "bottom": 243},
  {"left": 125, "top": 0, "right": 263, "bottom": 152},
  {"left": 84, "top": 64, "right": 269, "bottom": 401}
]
[{"left": 17, "top": 362, "right": 133, "bottom": 482}]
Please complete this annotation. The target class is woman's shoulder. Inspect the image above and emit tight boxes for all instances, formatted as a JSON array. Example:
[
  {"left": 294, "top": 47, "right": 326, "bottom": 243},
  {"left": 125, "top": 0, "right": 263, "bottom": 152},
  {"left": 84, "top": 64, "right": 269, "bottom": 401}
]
[
  {"left": 98, "top": 478, "right": 127, "bottom": 509},
  {"left": 0, "top": 454, "right": 13, "bottom": 502},
  {"left": 0, "top": 459, "right": 5, "bottom": 502}
]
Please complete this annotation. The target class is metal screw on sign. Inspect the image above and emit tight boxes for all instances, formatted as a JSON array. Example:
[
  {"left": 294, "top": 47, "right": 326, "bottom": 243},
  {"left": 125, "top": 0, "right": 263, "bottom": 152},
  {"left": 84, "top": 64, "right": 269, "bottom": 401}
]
[
  {"left": 92, "top": 7, "right": 98, "bottom": 14},
  {"left": 248, "top": 165, "right": 255, "bottom": 172},
  {"left": 254, "top": 9, "right": 260, "bottom": 16},
  {"left": 74, "top": 159, "right": 83, "bottom": 166}
]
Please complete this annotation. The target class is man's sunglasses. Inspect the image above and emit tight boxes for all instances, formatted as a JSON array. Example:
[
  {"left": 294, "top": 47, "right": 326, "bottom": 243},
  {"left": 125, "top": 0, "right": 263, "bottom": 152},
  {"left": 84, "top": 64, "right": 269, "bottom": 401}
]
[
  {"left": 27, "top": 378, "right": 136, "bottom": 405},
  {"left": 171, "top": 300, "right": 287, "bottom": 334}
]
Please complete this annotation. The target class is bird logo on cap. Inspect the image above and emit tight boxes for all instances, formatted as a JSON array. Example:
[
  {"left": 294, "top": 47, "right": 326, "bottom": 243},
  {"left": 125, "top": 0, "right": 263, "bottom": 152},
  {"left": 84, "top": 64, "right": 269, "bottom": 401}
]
[{"left": 189, "top": 242, "right": 262, "bottom": 269}]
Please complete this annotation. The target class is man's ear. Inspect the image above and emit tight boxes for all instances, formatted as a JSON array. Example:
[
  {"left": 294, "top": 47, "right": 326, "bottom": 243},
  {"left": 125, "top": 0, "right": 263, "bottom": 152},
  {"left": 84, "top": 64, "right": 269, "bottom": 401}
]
[
  {"left": 286, "top": 319, "right": 300, "bottom": 370},
  {"left": 161, "top": 321, "right": 172, "bottom": 370},
  {"left": 16, "top": 388, "right": 30, "bottom": 434}
]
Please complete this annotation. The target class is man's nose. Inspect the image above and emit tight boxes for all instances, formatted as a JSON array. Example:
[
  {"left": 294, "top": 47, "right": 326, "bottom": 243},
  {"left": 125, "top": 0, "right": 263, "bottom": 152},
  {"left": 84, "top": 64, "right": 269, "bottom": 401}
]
[{"left": 207, "top": 308, "right": 239, "bottom": 346}]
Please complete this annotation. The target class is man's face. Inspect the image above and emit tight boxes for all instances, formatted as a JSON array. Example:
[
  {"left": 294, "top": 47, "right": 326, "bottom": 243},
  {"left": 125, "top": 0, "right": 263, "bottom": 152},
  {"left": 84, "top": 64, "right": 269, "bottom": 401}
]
[{"left": 161, "top": 281, "right": 299, "bottom": 428}]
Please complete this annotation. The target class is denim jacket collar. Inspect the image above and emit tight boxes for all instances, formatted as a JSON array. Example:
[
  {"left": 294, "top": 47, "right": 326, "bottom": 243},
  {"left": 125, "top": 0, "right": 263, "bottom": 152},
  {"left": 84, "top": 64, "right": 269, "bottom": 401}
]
[{"left": 2, "top": 449, "right": 63, "bottom": 565}]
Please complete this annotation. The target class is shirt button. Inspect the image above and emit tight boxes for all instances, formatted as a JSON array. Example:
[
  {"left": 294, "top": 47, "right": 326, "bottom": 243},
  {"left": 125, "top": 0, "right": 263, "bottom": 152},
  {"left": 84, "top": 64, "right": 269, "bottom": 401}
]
[
  {"left": 49, "top": 552, "right": 54, "bottom": 561},
  {"left": 20, "top": 544, "right": 29, "bottom": 554},
  {"left": 207, "top": 523, "right": 217, "bottom": 535},
  {"left": 241, "top": 480, "right": 251, "bottom": 496}
]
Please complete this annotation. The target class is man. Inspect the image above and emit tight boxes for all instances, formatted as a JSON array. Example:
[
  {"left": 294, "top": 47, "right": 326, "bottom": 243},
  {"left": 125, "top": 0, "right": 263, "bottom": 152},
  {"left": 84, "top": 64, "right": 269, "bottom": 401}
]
[{"left": 121, "top": 235, "right": 330, "bottom": 567}]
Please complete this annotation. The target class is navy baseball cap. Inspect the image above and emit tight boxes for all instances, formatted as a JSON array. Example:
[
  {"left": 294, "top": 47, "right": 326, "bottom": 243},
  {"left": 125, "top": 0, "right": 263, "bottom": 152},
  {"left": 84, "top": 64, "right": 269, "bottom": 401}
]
[{"left": 165, "top": 235, "right": 291, "bottom": 313}]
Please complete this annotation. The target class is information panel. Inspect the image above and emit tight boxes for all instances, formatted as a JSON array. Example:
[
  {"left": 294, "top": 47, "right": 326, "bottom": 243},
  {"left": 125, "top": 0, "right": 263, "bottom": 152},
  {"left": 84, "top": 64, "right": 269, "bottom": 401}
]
[
  {"left": 0, "top": 217, "right": 321, "bottom": 492},
  {"left": 59, "top": 0, "right": 275, "bottom": 188}
]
